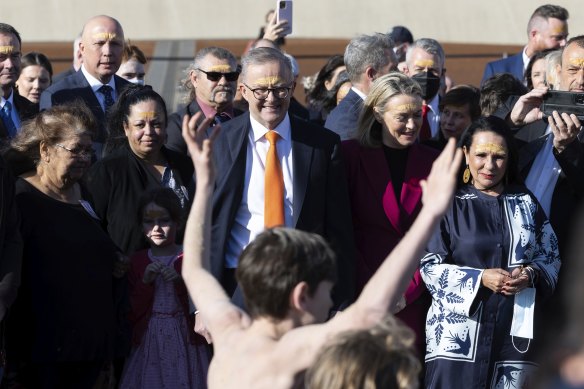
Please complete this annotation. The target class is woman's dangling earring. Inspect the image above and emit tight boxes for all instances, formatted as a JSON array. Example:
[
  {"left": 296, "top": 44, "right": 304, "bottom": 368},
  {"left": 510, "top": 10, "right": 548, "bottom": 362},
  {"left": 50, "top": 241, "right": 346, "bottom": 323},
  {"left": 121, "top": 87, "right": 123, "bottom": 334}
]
[{"left": 463, "top": 165, "right": 471, "bottom": 184}]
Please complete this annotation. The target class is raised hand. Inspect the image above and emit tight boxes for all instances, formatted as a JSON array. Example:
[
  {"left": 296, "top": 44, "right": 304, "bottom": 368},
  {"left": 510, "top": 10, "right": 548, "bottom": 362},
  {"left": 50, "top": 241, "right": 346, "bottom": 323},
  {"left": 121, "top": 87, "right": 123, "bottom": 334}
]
[
  {"left": 181, "top": 112, "right": 220, "bottom": 186},
  {"left": 420, "top": 137, "right": 463, "bottom": 218},
  {"left": 262, "top": 12, "right": 289, "bottom": 41},
  {"left": 509, "top": 87, "right": 548, "bottom": 126}
]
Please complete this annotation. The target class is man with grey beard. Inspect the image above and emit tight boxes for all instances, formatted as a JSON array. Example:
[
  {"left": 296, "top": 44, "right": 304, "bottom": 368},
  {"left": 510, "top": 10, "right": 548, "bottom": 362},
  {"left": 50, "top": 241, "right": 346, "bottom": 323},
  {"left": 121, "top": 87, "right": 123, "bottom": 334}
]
[{"left": 166, "top": 46, "right": 242, "bottom": 155}]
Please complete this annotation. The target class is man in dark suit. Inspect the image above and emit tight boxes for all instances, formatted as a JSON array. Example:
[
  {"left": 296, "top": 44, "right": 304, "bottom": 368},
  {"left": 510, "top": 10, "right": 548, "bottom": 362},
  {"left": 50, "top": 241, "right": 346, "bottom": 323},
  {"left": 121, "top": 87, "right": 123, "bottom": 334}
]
[
  {"left": 482, "top": 4, "right": 569, "bottom": 85},
  {"left": 0, "top": 23, "right": 38, "bottom": 142},
  {"left": 166, "top": 46, "right": 242, "bottom": 155},
  {"left": 504, "top": 36, "right": 584, "bottom": 340},
  {"left": 325, "top": 33, "right": 397, "bottom": 140},
  {"left": 208, "top": 47, "right": 355, "bottom": 308},
  {"left": 40, "top": 15, "right": 129, "bottom": 158}
]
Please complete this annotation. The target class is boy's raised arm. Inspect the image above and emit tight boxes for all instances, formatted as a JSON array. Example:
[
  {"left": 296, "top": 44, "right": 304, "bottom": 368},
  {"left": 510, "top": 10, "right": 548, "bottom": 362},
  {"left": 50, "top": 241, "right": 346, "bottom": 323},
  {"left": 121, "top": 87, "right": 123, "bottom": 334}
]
[{"left": 181, "top": 113, "right": 249, "bottom": 336}]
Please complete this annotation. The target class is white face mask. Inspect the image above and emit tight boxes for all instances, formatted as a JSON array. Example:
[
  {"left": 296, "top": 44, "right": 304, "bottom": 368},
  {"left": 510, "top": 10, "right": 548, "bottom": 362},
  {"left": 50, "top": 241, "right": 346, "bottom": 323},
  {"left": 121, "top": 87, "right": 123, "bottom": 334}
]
[
  {"left": 128, "top": 78, "right": 145, "bottom": 86},
  {"left": 510, "top": 287, "right": 535, "bottom": 353}
]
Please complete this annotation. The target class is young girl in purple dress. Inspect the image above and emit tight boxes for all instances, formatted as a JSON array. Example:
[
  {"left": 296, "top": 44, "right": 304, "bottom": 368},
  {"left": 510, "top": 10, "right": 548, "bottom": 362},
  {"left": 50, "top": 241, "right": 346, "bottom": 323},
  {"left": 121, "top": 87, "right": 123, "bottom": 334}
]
[{"left": 120, "top": 188, "right": 210, "bottom": 389}]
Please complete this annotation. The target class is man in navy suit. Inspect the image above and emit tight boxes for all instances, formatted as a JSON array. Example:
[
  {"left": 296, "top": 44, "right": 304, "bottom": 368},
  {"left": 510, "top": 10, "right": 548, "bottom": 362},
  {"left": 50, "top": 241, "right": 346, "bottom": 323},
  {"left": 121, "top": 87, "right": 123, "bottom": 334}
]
[
  {"left": 325, "top": 33, "right": 397, "bottom": 140},
  {"left": 208, "top": 47, "right": 355, "bottom": 308},
  {"left": 0, "top": 23, "right": 38, "bottom": 142},
  {"left": 40, "top": 15, "right": 129, "bottom": 157},
  {"left": 482, "top": 4, "right": 569, "bottom": 85}
]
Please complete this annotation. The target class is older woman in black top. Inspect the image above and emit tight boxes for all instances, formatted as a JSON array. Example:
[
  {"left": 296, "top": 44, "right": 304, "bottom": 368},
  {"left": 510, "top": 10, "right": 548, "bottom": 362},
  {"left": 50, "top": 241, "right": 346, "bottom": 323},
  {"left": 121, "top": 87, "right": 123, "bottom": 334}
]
[
  {"left": 5, "top": 104, "right": 119, "bottom": 388},
  {"left": 85, "top": 85, "right": 194, "bottom": 255}
]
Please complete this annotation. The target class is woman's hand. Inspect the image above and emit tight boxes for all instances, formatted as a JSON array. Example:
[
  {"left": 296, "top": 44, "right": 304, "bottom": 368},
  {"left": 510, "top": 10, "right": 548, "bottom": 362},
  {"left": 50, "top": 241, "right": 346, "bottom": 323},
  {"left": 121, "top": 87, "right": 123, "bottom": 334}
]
[
  {"left": 262, "top": 12, "right": 289, "bottom": 41},
  {"left": 501, "top": 267, "right": 532, "bottom": 296},
  {"left": 143, "top": 261, "right": 164, "bottom": 284},
  {"left": 481, "top": 268, "right": 512, "bottom": 294}
]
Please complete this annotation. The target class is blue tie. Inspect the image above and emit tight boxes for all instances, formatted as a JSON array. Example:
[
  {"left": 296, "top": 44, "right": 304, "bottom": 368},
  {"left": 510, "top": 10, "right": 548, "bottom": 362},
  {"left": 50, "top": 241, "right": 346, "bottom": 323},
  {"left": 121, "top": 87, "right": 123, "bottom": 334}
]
[
  {"left": 0, "top": 101, "right": 17, "bottom": 138},
  {"left": 99, "top": 85, "right": 115, "bottom": 112}
]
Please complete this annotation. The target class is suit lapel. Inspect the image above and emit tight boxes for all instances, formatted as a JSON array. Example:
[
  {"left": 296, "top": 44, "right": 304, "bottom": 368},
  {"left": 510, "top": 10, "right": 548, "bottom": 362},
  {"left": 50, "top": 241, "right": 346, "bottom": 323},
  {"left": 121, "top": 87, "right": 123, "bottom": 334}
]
[
  {"left": 291, "top": 117, "right": 314, "bottom": 226},
  {"left": 358, "top": 147, "right": 402, "bottom": 233}
]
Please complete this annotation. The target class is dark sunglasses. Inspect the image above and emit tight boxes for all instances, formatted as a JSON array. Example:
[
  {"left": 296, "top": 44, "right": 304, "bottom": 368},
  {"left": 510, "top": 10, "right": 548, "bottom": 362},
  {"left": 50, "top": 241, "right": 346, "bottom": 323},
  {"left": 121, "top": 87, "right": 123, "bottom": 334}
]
[{"left": 196, "top": 68, "right": 240, "bottom": 82}]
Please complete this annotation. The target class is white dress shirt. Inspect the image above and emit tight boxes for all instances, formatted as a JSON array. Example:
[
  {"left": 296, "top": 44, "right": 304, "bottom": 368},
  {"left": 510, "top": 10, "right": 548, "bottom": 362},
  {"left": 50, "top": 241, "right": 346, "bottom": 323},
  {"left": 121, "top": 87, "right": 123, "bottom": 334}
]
[
  {"left": 225, "top": 113, "right": 295, "bottom": 268},
  {"left": 1, "top": 90, "right": 21, "bottom": 129}
]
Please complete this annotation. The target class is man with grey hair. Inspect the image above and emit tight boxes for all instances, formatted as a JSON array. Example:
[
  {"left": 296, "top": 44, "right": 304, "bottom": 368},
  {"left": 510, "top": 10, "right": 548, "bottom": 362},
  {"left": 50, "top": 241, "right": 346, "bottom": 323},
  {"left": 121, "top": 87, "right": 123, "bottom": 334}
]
[
  {"left": 166, "top": 46, "right": 242, "bottom": 155},
  {"left": 482, "top": 4, "right": 569, "bottom": 85},
  {"left": 404, "top": 38, "right": 446, "bottom": 140},
  {"left": 325, "top": 33, "right": 397, "bottom": 140},
  {"left": 206, "top": 47, "right": 355, "bottom": 310}
]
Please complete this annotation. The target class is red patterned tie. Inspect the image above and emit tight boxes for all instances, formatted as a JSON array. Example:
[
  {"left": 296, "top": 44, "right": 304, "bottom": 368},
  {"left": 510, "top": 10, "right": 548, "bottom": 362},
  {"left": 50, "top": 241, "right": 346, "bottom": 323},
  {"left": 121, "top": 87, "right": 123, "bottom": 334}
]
[{"left": 419, "top": 104, "right": 432, "bottom": 141}]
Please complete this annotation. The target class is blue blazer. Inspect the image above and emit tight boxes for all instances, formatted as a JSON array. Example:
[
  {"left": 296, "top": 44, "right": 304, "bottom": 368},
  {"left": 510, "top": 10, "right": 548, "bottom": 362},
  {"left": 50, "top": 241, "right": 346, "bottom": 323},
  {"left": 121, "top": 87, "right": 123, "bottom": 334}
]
[
  {"left": 324, "top": 89, "right": 363, "bottom": 141},
  {"left": 209, "top": 113, "right": 356, "bottom": 307},
  {"left": 40, "top": 71, "right": 130, "bottom": 144},
  {"left": 481, "top": 51, "right": 524, "bottom": 85}
]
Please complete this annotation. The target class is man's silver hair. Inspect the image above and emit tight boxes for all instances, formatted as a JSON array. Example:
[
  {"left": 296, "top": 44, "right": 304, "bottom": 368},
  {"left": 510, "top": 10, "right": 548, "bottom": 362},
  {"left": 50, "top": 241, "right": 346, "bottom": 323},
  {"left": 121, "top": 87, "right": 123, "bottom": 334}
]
[
  {"left": 406, "top": 38, "right": 445, "bottom": 70},
  {"left": 240, "top": 47, "right": 293, "bottom": 82},
  {"left": 344, "top": 33, "right": 395, "bottom": 83}
]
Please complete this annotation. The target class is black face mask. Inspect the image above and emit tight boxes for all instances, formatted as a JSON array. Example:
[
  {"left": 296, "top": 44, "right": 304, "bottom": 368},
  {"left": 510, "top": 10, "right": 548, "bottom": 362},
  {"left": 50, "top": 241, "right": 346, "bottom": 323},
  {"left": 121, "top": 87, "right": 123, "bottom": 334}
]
[{"left": 412, "top": 71, "right": 441, "bottom": 100}]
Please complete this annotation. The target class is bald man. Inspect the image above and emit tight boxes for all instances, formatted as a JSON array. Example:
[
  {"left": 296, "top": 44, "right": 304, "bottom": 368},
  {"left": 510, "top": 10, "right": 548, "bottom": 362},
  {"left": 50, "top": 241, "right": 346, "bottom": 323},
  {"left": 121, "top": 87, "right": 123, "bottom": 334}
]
[{"left": 40, "top": 15, "right": 131, "bottom": 158}]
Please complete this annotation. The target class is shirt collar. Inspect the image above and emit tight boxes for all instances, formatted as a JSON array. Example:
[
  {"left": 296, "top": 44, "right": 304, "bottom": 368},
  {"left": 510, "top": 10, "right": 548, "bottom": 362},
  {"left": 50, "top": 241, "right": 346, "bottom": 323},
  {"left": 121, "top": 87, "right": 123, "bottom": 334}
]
[
  {"left": 249, "top": 112, "right": 291, "bottom": 143},
  {"left": 195, "top": 96, "right": 234, "bottom": 119},
  {"left": 81, "top": 65, "right": 116, "bottom": 93},
  {"left": 351, "top": 86, "right": 367, "bottom": 100},
  {"left": 522, "top": 46, "right": 530, "bottom": 71},
  {"left": 1, "top": 88, "right": 14, "bottom": 108}
]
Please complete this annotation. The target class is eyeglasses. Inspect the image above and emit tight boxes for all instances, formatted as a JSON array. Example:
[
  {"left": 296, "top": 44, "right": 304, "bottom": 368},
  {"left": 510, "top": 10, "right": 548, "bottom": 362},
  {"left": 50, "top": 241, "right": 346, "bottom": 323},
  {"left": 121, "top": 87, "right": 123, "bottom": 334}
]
[
  {"left": 242, "top": 83, "right": 292, "bottom": 100},
  {"left": 196, "top": 68, "right": 240, "bottom": 82},
  {"left": 55, "top": 143, "right": 94, "bottom": 160}
]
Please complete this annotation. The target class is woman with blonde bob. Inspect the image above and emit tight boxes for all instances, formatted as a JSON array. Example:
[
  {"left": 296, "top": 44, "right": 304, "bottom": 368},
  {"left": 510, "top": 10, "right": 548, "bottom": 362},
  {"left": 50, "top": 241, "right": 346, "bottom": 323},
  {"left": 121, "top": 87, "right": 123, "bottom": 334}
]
[
  {"left": 305, "top": 315, "right": 420, "bottom": 389},
  {"left": 341, "top": 72, "right": 440, "bottom": 357}
]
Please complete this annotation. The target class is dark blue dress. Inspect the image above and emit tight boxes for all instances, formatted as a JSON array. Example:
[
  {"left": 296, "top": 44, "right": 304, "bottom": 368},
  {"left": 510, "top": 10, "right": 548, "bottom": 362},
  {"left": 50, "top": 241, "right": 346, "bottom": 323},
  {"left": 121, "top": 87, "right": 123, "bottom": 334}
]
[{"left": 421, "top": 185, "right": 561, "bottom": 389}]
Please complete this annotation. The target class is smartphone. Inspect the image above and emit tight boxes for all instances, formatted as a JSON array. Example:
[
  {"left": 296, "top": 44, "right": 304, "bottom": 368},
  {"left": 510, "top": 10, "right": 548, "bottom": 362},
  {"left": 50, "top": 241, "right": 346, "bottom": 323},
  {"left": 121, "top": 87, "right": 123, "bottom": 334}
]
[
  {"left": 541, "top": 90, "right": 584, "bottom": 120},
  {"left": 277, "top": 0, "right": 293, "bottom": 36}
]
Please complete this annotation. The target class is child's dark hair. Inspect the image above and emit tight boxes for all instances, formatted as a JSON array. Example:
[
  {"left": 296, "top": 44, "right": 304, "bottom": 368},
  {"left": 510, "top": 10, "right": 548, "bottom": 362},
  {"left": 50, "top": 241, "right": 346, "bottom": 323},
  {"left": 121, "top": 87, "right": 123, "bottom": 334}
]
[
  {"left": 138, "top": 188, "right": 184, "bottom": 226},
  {"left": 236, "top": 227, "right": 337, "bottom": 320}
]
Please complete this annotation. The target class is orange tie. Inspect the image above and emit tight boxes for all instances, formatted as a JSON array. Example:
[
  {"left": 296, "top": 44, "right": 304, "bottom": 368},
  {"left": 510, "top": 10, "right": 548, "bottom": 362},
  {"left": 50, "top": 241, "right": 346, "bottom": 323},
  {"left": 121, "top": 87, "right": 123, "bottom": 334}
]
[{"left": 264, "top": 130, "right": 285, "bottom": 228}]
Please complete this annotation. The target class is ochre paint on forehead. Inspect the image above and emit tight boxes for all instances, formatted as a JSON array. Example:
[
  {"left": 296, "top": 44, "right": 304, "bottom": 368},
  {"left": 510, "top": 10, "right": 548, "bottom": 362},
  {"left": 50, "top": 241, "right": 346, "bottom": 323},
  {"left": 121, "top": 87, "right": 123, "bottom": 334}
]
[
  {"left": 474, "top": 143, "right": 507, "bottom": 155},
  {"left": 414, "top": 59, "right": 435, "bottom": 68},
  {"left": 0, "top": 46, "right": 15, "bottom": 54},
  {"left": 552, "top": 26, "right": 568, "bottom": 35},
  {"left": 207, "top": 64, "right": 232, "bottom": 72},
  {"left": 568, "top": 57, "right": 584, "bottom": 68},
  {"left": 135, "top": 111, "right": 158, "bottom": 120},
  {"left": 143, "top": 208, "right": 168, "bottom": 219},
  {"left": 93, "top": 32, "right": 119, "bottom": 41},
  {"left": 393, "top": 103, "right": 421, "bottom": 112},
  {"left": 253, "top": 76, "right": 286, "bottom": 87}
]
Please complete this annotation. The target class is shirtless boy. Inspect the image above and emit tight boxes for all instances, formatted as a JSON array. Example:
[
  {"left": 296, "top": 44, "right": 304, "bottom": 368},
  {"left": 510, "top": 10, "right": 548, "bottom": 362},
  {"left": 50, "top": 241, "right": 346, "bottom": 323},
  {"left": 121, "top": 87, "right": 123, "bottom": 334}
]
[{"left": 181, "top": 114, "right": 462, "bottom": 388}]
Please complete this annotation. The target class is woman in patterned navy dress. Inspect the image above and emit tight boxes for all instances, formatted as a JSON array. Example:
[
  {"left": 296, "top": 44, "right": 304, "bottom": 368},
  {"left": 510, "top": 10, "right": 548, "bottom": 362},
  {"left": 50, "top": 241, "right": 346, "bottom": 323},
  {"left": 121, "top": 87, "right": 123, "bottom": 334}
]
[{"left": 421, "top": 117, "right": 561, "bottom": 388}]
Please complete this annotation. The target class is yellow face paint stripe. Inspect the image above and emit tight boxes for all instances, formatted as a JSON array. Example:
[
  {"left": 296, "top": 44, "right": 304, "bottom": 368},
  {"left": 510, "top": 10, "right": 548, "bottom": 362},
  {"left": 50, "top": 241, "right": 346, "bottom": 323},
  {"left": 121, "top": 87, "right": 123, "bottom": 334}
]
[
  {"left": 136, "top": 111, "right": 158, "bottom": 120},
  {"left": 0, "top": 46, "right": 15, "bottom": 54},
  {"left": 144, "top": 209, "right": 168, "bottom": 219},
  {"left": 253, "top": 76, "right": 287, "bottom": 87},
  {"left": 394, "top": 104, "right": 421, "bottom": 112},
  {"left": 474, "top": 143, "right": 507, "bottom": 155},
  {"left": 208, "top": 64, "right": 232, "bottom": 72},
  {"left": 93, "top": 32, "right": 118, "bottom": 41},
  {"left": 568, "top": 58, "right": 584, "bottom": 68},
  {"left": 415, "top": 59, "right": 435, "bottom": 68}
]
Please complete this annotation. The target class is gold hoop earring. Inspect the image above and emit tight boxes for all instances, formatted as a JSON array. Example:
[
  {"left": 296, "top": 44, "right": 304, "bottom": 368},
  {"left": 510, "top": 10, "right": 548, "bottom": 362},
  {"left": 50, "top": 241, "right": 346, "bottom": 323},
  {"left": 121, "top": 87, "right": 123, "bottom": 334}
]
[{"left": 463, "top": 166, "right": 471, "bottom": 184}]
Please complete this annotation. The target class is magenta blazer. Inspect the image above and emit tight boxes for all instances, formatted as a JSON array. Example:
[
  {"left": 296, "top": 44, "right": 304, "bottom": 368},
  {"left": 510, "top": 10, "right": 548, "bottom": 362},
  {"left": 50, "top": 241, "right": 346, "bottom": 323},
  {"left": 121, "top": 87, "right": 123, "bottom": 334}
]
[{"left": 341, "top": 139, "right": 439, "bottom": 354}]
